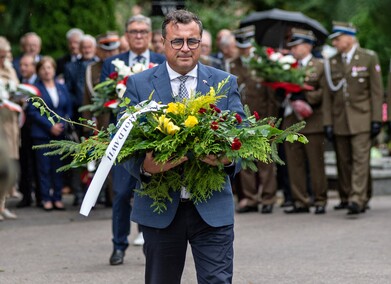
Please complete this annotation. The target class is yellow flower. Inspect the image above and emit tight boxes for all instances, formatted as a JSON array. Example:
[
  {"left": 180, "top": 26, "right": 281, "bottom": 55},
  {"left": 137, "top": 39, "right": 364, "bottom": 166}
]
[
  {"left": 166, "top": 102, "right": 185, "bottom": 115},
  {"left": 209, "top": 86, "right": 216, "bottom": 97},
  {"left": 184, "top": 115, "right": 198, "bottom": 128},
  {"left": 156, "top": 115, "right": 180, "bottom": 135}
]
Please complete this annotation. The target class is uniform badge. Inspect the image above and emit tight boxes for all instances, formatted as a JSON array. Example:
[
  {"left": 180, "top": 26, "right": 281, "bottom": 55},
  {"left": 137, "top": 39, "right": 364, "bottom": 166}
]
[{"left": 351, "top": 66, "right": 358, "bottom": 77}]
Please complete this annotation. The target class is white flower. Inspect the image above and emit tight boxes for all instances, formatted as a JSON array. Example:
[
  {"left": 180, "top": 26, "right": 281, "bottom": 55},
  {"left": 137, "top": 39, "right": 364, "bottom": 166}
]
[
  {"left": 112, "top": 59, "right": 132, "bottom": 77},
  {"left": 282, "top": 64, "right": 291, "bottom": 70},
  {"left": 111, "top": 58, "right": 126, "bottom": 70},
  {"left": 279, "top": 55, "right": 296, "bottom": 64},
  {"left": 116, "top": 83, "right": 127, "bottom": 98},
  {"left": 269, "top": 52, "right": 283, "bottom": 62},
  {"left": 131, "top": 63, "right": 146, "bottom": 74}
]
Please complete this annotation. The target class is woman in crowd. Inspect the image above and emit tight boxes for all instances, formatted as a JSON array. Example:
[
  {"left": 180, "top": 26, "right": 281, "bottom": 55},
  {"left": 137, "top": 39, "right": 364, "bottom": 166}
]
[
  {"left": 0, "top": 36, "right": 20, "bottom": 220},
  {"left": 27, "top": 56, "right": 72, "bottom": 211}
]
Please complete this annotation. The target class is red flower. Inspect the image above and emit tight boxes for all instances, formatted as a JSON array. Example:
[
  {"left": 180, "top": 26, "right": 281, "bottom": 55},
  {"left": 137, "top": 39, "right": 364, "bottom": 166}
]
[
  {"left": 266, "top": 47, "right": 275, "bottom": 56},
  {"left": 254, "top": 111, "right": 260, "bottom": 121},
  {"left": 231, "top": 138, "right": 242, "bottom": 150},
  {"left": 198, "top": 108, "right": 207, "bottom": 114},
  {"left": 209, "top": 104, "right": 221, "bottom": 113},
  {"left": 109, "top": 72, "right": 118, "bottom": 80},
  {"left": 291, "top": 61, "right": 299, "bottom": 69},
  {"left": 211, "top": 121, "right": 219, "bottom": 130},
  {"left": 117, "top": 76, "right": 129, "bottom": 86},
  {"left": 235, "top": 113, "right": 242, "bottom": 124}
]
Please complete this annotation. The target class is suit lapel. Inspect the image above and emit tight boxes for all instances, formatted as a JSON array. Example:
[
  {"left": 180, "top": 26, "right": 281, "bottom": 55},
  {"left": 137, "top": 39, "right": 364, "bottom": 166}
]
[
  {"left": 197, "top": 63, "right": 213, "bottom": 95},
  {"left": 151, "top": 64, "right": 173, "bottom": 104}
]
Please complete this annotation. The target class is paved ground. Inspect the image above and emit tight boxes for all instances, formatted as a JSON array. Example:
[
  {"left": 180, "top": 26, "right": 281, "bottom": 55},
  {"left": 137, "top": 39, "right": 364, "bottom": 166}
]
[{"left": 1, "top": 192, "right": 391, "bottom": 284}]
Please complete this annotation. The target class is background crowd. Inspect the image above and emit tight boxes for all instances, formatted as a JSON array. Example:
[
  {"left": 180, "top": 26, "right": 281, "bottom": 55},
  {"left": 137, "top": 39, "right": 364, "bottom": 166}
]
[{"left": 0, "top": 3, "right": 390, "bottom": 268}]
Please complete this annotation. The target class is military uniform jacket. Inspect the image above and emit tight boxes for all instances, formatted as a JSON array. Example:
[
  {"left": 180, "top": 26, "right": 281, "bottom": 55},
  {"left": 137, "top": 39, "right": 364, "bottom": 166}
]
[
  {"left": 229, "top": 57, "right": 279, "bottom": 117},
  {"left": 323, "top": 47, "right": 383, "bottom": 135},
  {"left": 284, "top": 57, "right": 325, "bottom": 134}
]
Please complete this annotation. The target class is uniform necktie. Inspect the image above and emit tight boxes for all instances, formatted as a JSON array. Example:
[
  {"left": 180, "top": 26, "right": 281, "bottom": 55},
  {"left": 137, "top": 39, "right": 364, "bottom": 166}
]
[
  {"left": 342, "top": 54, "right": 348, "bottom": 65},
  {"left": 178, "top": 76, "right": 189, "bottom": 101}
]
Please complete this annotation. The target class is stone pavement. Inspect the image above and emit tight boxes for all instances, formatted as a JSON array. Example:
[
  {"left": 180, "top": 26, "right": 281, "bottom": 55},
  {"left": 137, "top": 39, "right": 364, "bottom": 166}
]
[{"left": 1, "top": 192, "right": 391, "bottom": 284}]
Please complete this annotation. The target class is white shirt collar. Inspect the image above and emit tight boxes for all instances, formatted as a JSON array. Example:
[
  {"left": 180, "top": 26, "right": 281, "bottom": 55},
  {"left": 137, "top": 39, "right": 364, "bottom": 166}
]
[
  {"left": 300, "top": 54, "right": 313, "bottom": 67},
  {"left": 129, "top": 50, "right": 150, "bottom": 65},
  {"left": 166, "top": 62, "right": 198, "bottom": 81},
  {"left": 342, "top": 43, "right": 358, "bottom": 64}
]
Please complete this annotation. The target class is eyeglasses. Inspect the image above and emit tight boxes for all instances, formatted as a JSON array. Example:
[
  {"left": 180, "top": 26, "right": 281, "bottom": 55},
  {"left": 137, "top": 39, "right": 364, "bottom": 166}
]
[
  {"left": 126, "top": 30, "right": 150, "bottom": 36},
  {"left": 166, "top": 38, "right": 201, "bottom": 50}
]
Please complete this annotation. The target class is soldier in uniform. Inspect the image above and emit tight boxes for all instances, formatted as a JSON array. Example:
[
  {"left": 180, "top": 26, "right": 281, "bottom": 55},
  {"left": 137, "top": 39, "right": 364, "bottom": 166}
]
[
  {"left": 282, "top": 29, "right": 328, "bottom": 214},
  {"left": 229, "top": 26, "right": 279, "bottom": 214},
  {"left": 323, "top": 22, "right": 383, "bottom": 215}
]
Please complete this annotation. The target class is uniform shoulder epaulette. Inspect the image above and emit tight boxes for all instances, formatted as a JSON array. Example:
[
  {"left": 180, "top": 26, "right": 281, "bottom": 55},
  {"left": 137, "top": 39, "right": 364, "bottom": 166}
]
[{"left": 363, "top": 48, "right": 375, "bottom": 56}]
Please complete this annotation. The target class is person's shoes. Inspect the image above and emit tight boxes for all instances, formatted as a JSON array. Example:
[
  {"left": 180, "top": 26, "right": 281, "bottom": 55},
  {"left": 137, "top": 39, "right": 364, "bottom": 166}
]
[
  {"left": 314, "top": 206, "right": 326, "bottom": 215},
  {"left": 236, "top": 205, "right": 258, "bottom": 213},
  {"left": 110, "top": 249, "right": 125, "bottom": 265},
  {"left": 0, "top": 208, "right": 17, "bottom": 219},
  {"left": 53, "top": 201, "right": 66, "bottom": 211},
  {"left": 334, "top": 202, "right": 348, "bottom": 210},
  {"left": 284, "top": 206, "right": 310, "bottom": 214},
  {"left": 261, "top": 204, "right": 273, "bottom": 214},
  {"left": 280, "top": 200, "right": 294, "bottom": 208},
  {"left": 133, "top": 232, "right": 145, "bottom": 246},
  {"left": 16, "top": 199, "right": 32, "bottom": 208},
  {"left": 42, "top": 201, "right": 53, "bottom": 211},
  {"left": 347, "top": 202, "right": 361, "bottom": 215}
]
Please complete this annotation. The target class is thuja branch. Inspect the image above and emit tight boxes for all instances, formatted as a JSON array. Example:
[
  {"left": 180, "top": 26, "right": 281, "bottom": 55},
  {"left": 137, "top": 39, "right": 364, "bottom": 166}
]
[{"left": 28, "top": 96, "right": 99, "bottom": 132}]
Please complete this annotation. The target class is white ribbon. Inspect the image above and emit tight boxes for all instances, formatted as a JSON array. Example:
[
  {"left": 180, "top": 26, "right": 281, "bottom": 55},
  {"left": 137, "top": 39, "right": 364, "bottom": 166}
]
[{"left": 80, "top": 100, "right": 164, "bottom": 216}]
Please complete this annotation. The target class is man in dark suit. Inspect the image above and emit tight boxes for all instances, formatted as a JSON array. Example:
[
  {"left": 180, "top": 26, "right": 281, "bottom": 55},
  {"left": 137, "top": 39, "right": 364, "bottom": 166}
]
[
  {"left": 101, "top": 15, "right": 166, "bottom": 266},
  {"left": 56, "top": 28, "right": 84, "bottom": 78},
  {"left": 323, "top": 22, "right": 383, "bottom": 215},
  {"left": 229, "top": 26, "right": 279, "bottom": 214},
  {"left": 13, "top": 32, "right": 43, "bottom": 79},
  {"left": 17, "top": 54, "right": 41, "bottom": 208},
  {"left": 123, "top": 10, "right": 244, "bottom": 283},
  {"left": 282, "top": 28, "right": 328, "bottom": 214}
]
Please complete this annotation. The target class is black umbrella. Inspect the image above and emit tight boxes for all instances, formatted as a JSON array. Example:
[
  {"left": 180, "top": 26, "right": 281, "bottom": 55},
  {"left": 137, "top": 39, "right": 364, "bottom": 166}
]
[{"left": 240, "top": 8, "right": 329, "bottom": 48}]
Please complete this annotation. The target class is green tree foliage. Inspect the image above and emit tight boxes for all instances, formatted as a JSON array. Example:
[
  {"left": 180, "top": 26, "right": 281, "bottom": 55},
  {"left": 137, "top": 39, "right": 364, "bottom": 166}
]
[{"left": 1, "top": 0, "right": 117, "bottom": 59}]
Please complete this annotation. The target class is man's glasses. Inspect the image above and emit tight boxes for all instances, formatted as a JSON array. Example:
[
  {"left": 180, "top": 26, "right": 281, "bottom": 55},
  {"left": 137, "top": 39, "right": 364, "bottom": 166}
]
[
  {"left": 166, "top": 38, "right": 201, "bottom": 50},
  {"left": 126, "top": 30, "right": 150, "bottom": 36}
]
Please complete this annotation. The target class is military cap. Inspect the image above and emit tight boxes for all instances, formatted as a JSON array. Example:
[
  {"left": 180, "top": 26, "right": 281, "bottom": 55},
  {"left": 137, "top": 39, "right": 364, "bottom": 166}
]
[
  {"left": 287, "top": 28, "right": 316, "bottom": 47},
  {"left": 234, "top": 25, "right": 255, "bottom": 48},
  {"left": 329, "top": 21, "right": 357, "bottom": 39},
  {"left": 96, "top": 32, "right": 120, "bottom": 51}
]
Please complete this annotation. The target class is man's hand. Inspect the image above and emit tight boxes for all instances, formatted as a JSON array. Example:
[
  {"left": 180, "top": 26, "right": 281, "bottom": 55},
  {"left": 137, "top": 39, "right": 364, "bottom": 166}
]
[
  {"left": 371, "top": 121, "right": 382, "bottom": 138},
  {"left": 324, "top": 125, "right": 334, "bottom": 142},
  {"left": 142, "top": 151, "right": 188, "bottom": 174},
  {"left": 200, "top": 154, "right": 232, "bottom": 167}
]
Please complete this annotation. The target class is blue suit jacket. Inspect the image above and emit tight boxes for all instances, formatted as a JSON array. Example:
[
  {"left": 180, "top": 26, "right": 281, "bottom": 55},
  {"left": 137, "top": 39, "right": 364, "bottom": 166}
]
[
  {"left": 100, "top": 51, "right": 166, "bottom": 82},
  {"left": 27, "top": 81, "right": 72, "bottom": 140},
  {"left": 122, "top": 62, "right": 244, "bottom": 229}
]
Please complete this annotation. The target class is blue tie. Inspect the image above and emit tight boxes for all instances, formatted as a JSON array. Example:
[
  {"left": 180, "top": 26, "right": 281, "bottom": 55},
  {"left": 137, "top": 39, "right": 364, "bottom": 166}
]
[
  {"left": 135, "top": 55, "right": 144, "bottom": 63},
  {"left": 178, "top": 76, "right": 189, "bottom": 101}
]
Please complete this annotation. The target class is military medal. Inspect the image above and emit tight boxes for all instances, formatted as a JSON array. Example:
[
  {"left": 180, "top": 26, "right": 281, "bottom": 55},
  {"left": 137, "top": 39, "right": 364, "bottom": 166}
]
[{"left": 351, "top": 66, "right": 358, "bottom": 77}]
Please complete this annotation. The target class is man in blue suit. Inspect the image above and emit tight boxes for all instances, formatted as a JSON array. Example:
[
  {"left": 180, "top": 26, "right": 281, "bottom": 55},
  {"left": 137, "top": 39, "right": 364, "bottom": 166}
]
[
  {"left": 123, "top": 10, "right": 244, "bottom": 284},
  {"left": 101, "top": 14, "right": 166, "bottom": 266}
]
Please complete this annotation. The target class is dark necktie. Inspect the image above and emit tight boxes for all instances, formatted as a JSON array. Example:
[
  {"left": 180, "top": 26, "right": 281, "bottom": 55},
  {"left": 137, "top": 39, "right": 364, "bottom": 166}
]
[
  {"left": 178, "top": 76, "right": 189, "bottom": 101},
  {"left": 135, "top": 55, "right": 145, "bottom": 63}
]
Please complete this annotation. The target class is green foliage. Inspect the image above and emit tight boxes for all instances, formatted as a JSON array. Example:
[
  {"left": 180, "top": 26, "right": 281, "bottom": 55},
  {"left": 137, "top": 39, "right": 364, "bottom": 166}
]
[{"left": 2, "top": 0, "right": 117, "bottom": 59}]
